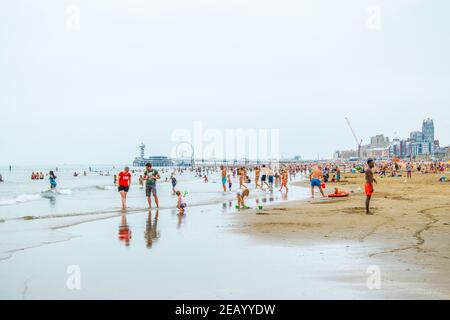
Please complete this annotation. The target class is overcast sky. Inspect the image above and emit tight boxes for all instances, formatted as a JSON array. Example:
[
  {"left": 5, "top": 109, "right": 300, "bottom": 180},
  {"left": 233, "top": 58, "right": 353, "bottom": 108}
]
[{"left": 1, "top": 0, "right": 449, "bottom": 165}]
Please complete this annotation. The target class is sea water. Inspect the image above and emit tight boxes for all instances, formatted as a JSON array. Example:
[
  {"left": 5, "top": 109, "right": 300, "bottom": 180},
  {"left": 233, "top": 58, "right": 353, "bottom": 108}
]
[
  {"left": 0, "top": 165, "right": 393, "bottom": 299},
  {"left": 0, "top": 165, "right": 309, "bottom": 258}
]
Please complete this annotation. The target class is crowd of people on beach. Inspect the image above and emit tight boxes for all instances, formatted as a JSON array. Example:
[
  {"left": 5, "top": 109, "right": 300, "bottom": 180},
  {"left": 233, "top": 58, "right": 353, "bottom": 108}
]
[
  {"left": 114, "top": 162, "right": 310, "bottom": 213},
  {"left": 2, "top": 159, "right": 448, "bottom": 217},
  {"left": 114, "top": 159, "right": 425, "bottom": 214}
]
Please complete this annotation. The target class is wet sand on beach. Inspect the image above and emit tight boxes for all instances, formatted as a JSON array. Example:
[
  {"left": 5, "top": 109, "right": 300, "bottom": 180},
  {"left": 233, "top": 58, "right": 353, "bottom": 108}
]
[{"left": 234, "top": 173, "right": 450, "bottom": 298}]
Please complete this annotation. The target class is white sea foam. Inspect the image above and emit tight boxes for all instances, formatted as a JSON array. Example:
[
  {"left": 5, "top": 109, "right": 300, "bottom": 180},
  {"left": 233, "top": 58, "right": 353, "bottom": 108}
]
[
  {"left": 57, "top": 188, "right": 72, "bottom": 195},
  {"left": 0, "top": 194, "right": 43, "bottom": 206},
  {"left": 96, "top": 185, "right": 116, "bottom": 190}
]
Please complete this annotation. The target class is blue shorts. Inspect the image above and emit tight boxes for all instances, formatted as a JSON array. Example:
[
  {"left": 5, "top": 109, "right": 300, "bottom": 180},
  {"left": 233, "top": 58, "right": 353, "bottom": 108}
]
[
  {"left": 222, "top": 177, "right": 227, "bottom": 185},
  {"left": 311, "top": 178, "right": 321, "bottom": 187},
  {"left": 268, "top": 176, "right": 274, "bottom": 184}
]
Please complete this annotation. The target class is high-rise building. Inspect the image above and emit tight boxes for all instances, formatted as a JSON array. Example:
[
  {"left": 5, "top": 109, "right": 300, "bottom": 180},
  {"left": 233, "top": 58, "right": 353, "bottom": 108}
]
[
  {"left": 410, "top": 131, "right": 424, "bottom": 142},
  {"left": 370, "top": 134, "right": 390, "bottom": 148},
  {"left": 422, "top": 118, "right": 434, "bottom": 143}
]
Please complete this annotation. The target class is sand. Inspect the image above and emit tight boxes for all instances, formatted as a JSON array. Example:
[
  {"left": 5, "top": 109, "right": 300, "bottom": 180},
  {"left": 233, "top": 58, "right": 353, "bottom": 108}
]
[{"left": 234, "top": 172, "right": 450, "bottom": 299}]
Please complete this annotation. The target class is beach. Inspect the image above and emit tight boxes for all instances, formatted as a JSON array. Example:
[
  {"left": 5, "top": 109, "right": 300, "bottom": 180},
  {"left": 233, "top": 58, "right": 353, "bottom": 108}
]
[
  {"left": 1, "top": 165, "right": 449, "bottom": 299},
  {"left": 235, "top": 172, "right": 450, "bottom": 298}
]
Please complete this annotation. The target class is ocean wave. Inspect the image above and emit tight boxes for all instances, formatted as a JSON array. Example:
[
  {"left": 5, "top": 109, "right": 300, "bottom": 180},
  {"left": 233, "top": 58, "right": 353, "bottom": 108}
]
[
  {"left": 95, "top": 185, "right": 116, "bottom": 190},
  {"left": 57, "top": 188, "right": 72, "bottom": 195},
  {"left": 0, "top": 193, "right": 43, "bottom": 206}
]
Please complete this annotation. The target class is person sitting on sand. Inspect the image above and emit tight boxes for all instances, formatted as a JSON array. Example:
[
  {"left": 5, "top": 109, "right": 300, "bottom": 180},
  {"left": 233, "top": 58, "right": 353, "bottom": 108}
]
[
  {"left": 365, "top": 158, "right": 377, "bottom": 215},
  {"left": 236, "top": 188, "right": 250, "bottom": 209},
  {"left": 176, "top": 190, "right": 187, "bottom": 214},
  {"left": 310, "top": 166, "right": 325, "bottom": 198}
]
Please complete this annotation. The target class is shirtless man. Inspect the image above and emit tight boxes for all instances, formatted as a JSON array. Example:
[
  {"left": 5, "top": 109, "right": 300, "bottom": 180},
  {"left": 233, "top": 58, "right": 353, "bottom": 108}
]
[
  {"left": 309, "top": 165, "right": 325, "bottom": 198},
  {"left": 365, "top": 159, "right": 377, "bottom": 215},
  {"left": 260, "top": 164, "right": 270, "bottom": 190},
  {"left": 254, "top": 166, "right": 261, "bottom": 189},
  {"left": 220, "top": 165, "right": 227, "bottom": 192},
  {"left": 239, "top": 167, "right": 248, "bottom": 189}
]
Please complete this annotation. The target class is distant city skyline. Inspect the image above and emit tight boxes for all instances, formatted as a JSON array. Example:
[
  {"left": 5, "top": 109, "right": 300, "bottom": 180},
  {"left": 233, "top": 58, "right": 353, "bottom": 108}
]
[
  {"left": 1, "top": 0, "right": 449, "bottom": 165},
  {"left": 335, "top": 117, "right": 449, "bottom": 160}
]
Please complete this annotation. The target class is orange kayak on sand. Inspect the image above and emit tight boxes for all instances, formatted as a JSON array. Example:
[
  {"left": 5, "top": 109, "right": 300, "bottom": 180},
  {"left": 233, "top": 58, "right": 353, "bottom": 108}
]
[{"left": 328, "top": 191, "right": 349, "bottom": 198}]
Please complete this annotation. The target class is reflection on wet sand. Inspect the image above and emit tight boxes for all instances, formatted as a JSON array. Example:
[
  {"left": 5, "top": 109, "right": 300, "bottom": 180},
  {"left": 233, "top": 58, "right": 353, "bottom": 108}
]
[
  {"left": 145, "top": 210, "right": 159, "bottom": 249},
  {"left": 222, "top": 192, "right": 283, "bottom": 211},
  {"left": 118, "top": 212, "right": 132, "bottom": 246},
  {"left": 177, "top": 212, "right": 186, "bottom": 229}
]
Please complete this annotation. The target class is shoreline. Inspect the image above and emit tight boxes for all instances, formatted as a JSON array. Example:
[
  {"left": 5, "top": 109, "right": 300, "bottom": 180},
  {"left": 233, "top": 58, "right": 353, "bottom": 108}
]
[{"left": 232, "top": 172, "right": 450, "bottom": 298}]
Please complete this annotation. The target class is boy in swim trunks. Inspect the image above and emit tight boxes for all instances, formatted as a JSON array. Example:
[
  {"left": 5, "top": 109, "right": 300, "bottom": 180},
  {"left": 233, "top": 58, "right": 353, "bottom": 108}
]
[
  {"left": 365, "top": 158, "right": 377, "bottom": 215},
  {"left": 227, "top": 174, "right": 232, "bottom": 191},
  {"left": 309, "top": 165, "right": 325, "bottom": 198}
]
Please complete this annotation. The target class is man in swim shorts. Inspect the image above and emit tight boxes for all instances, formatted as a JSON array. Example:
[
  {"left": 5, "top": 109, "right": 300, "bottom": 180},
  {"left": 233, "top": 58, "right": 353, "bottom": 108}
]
[
  {"left": 144, "top": 163, "right": 160, "bottom": 209},
  {"left": 365, "top": 158, "right": 377, "bottom": 215},
  {"left": 220, "top": 165, "right": 227, "bottom": 192},
  {"left": 260, "top": 164, "right": 269, "bottom": 190},
  {"left": 309, "top": 165, "right": 325, "bottom": 198},
  {"left": 118, "top": 167, "right": 131, "bottom": 210}
]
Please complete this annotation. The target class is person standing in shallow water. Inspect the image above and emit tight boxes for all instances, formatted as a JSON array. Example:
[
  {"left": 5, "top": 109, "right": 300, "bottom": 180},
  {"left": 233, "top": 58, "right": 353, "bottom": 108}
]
[
  {"left": 49, "top": 171, "right": 57, "bottom": 189},
  {"left": 365, "top": 159, "right": 377, "bottom": 215},
  {"left": 144, "top": 163, "right": 160, "bottom": 209},
  {"left": 220, "top": 165, "right": 227, "bottom": 192},
  {"left": 117, "top": 167, "right": 131, "bottom": 210}
]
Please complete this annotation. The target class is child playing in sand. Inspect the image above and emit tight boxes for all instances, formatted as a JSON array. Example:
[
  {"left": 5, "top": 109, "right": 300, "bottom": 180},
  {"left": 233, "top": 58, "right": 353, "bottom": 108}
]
[
  {"left": 176, "top": 190, "right": 187, "bottom": 214},
  {"left": 236, "top": 188, "right": 250, "bottom": 209}
]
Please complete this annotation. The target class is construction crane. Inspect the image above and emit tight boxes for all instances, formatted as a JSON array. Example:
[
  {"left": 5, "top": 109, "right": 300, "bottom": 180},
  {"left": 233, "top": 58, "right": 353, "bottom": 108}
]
[{"left": 345, "top": 117, "right": 363, "bottom": 159}]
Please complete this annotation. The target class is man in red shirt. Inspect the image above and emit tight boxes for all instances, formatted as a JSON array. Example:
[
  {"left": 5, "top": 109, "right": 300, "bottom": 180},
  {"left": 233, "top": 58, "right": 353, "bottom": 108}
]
[{"left": 118, "top": 166, "right": 131, "bottom": 210}]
